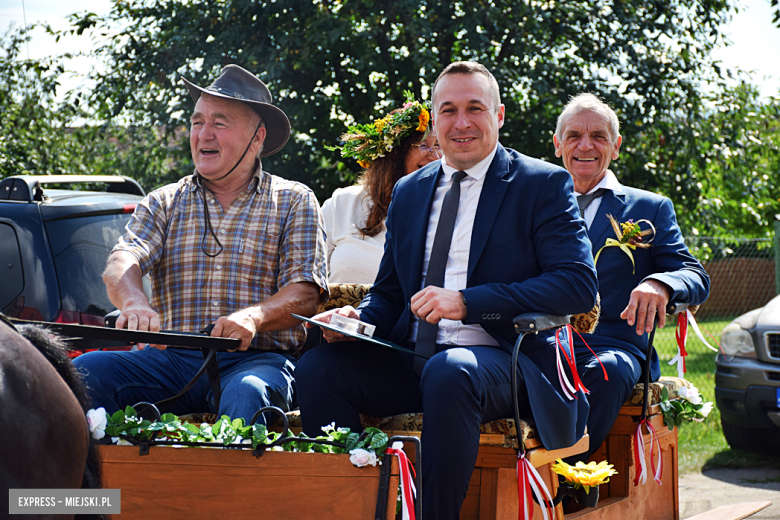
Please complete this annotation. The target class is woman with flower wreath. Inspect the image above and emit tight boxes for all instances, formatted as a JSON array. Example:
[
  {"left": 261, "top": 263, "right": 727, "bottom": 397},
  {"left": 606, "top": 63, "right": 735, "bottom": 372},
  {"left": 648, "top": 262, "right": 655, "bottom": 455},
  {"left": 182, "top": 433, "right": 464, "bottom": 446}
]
[{"left": 322, "top": 93, "right": 440, "bottom": 283}]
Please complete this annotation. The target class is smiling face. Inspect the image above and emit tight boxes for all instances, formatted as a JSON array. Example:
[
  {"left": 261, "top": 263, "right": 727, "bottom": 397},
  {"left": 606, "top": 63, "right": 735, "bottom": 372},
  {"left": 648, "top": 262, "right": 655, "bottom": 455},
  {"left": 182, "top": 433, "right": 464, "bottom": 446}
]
[
  {"left": 403, "top": 134, "right": 440, "bottom": 175},
  {"left": 432, "top": 73, "right": 505, "bottom": 171},
  {"left": 190, "top": 94, "right": 266, "bottom": 185},
  {"left": 554, "top": 109, "right": 622, "bottom": 193}
]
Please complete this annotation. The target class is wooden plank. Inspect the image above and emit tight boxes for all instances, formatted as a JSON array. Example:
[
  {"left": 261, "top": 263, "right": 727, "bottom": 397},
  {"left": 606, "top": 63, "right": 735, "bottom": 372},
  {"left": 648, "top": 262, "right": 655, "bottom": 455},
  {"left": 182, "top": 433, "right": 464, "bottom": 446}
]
[
  {"left": 528, "top": 435, "right": 589, "bottom": 468},
  {"left": 683, "top": 501, "right": 772, "bottom": 520},
  {"left": 619, "top": 404, "right": 661, "bottom": 416},
  {"left": 101, "top": 446, "right": 383, "bottom": 476},
  {"left": 493, "top": 466, "right": 562, "bottom": 520},
  {"left": 609, "top": 412, "right": 667, "bottom": 436},
  {"left": 478, "top": 468, "right": 499, "bottom": 520},
  {"left": 100, "top": 446, "right": 399, "bottom": 520},
  {"left": 564, "top": 496, "right": 630, "bottom": 519},
  {"left": 327, "top": 428, "right": 543, "bottom": 450},
  {"left": 564, "top": 428, "right": 678, "bottom": 520},
  {"left": 461, "top": 470, "right": 482, "bottom": 520},
  {"left": 474, "top": 446, "right": 518, "bottom": 469},
  {"left": 606, "top": 433, "right": 630, "bottom": 499}
]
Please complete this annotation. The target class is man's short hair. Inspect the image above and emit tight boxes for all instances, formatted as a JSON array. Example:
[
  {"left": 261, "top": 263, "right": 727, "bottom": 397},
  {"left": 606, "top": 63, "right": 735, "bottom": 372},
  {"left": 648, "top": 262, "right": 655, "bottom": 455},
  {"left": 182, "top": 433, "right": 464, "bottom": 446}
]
[
  {"left": 556, "top": 93, "right": 620, "bottom": 144},
  {"left": 432, "top": 61, "right": 501, "bottom": 112}
]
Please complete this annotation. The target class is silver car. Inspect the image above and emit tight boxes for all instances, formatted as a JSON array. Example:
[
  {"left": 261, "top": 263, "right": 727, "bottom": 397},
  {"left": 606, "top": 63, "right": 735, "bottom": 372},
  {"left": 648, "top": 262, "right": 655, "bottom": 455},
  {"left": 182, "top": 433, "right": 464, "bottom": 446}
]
[{"left": 716, "top": 294, "right": 780, "bottom": 452}]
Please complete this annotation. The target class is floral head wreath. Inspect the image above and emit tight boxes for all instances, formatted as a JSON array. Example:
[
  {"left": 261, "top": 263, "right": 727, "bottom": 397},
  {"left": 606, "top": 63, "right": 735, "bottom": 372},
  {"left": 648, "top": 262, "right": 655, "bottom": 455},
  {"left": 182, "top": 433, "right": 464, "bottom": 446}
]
[{"left": 328, "top": 91, "right": 431, "bottom": 169}]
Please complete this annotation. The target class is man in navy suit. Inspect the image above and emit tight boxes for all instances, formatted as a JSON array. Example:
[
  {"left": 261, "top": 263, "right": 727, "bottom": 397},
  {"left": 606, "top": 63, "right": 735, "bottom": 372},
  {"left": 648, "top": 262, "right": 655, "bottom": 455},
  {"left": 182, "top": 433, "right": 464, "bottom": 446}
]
[
  {"left": 296, "top": 62, "right": 598, "bottom": 519},
  {"left": 552, "top": 93, "right": 710, "bottom": 461}
]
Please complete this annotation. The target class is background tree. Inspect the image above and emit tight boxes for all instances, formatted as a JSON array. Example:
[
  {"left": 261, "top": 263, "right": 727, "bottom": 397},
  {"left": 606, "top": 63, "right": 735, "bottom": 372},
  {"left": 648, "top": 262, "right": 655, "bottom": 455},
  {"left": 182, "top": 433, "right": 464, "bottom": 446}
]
[
  {"left": 688, "top": 83, "right": 780, "bottom": 238},
  {"left": 0, "top": 25, "right": 171, "bottom": 184},
  {"left": 60, "top": 0, "right": 778, "bottom": 237}
]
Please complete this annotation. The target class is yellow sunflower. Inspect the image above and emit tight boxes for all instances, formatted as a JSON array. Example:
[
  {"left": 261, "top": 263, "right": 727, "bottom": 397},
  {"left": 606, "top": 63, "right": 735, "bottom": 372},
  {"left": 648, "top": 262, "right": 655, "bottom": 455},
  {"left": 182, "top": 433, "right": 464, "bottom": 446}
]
[{"left": 551, "top": 459, "right": 617, "bottom": 493}]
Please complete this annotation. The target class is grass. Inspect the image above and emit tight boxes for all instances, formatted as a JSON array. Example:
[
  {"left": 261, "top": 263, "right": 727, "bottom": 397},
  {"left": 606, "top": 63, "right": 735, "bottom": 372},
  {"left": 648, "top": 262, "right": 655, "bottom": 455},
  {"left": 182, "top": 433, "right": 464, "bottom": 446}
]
[{"left": 653, "top": 317, "right": 780, "bottom": 474}]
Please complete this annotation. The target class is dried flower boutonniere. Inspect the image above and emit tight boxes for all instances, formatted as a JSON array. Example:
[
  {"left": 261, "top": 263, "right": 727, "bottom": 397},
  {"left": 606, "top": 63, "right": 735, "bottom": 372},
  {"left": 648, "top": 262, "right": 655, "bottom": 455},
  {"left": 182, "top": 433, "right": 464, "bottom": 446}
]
[{"left": 594, "top": 215, "right": 655, "bottom": 274}]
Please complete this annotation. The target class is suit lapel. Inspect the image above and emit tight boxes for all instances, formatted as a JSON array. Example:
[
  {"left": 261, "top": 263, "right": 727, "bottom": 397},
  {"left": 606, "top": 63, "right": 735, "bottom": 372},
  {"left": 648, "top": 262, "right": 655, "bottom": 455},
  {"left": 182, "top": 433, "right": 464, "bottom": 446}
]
[
  {"left": 468, "top": 145, "right": 511, "bottom": 280},
  {"left": 588, "top": 189, "right": 626, "bottom": 253},
  {"left": 409, "top": 165, "right": 443, "bottom": 291}
]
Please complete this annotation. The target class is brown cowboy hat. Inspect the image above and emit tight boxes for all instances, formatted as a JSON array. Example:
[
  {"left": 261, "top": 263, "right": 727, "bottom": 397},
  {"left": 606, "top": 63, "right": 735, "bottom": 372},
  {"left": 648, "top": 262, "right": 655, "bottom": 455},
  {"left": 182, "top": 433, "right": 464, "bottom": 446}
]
[{"left": 182, "top": 64, "right": 290, "bottom": 157}]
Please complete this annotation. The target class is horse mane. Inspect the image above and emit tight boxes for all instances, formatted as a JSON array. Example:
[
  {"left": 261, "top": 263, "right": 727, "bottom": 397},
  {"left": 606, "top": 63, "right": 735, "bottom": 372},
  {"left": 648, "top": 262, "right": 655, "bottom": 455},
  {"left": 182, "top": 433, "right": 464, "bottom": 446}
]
[
  {"left": 15, "top": 323, "right": 106, "bottom": 520},
  {"left": 16, "top": 325, "right": 92, "bottom": 411}
]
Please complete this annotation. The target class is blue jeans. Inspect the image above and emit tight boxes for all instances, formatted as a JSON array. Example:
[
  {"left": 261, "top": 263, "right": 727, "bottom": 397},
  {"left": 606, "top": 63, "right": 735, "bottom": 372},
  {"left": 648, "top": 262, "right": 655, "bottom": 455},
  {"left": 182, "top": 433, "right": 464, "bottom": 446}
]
[{"left": 73, "top": 347, "right": 296, "bottom": 425}]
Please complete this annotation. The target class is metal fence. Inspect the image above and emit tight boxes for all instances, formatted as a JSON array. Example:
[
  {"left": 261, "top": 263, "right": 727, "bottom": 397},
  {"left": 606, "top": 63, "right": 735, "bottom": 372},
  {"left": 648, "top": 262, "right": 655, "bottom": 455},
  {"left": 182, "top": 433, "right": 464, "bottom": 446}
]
[{"left": 685, "top": 235, "right": 777, "bottom": 321}]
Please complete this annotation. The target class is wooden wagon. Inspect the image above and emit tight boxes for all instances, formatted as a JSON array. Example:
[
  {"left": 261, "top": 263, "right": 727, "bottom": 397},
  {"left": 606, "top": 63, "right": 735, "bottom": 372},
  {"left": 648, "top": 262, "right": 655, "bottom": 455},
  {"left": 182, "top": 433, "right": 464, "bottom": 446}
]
[
  {"left": 91, "top": 284, "right": 768, "bottom": 519},
  {"left": 98, "top": 378, "right": 689, "bottom": 519}
]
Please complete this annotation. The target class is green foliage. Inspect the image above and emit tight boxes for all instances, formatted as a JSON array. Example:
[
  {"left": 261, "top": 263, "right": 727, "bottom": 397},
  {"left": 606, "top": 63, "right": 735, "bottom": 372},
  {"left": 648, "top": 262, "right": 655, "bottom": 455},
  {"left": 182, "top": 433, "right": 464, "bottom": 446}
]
[
  {"left": 103, "top": 407, "right": 390, "bottom": 456},
  {"left": 658, "top": 386, "right": 713, "bottom": 431},
  {"left": 0, "top": 25, "right": 172, "bottom": 185},
  {"left": 685, "top": 84, "right": 780, "bottom": 238},
  {"left": 66, "top": 0, "right": 773, "bottom": 229},
  {"left": 327, "top": 90, "right": 430, "bottom": 167}
]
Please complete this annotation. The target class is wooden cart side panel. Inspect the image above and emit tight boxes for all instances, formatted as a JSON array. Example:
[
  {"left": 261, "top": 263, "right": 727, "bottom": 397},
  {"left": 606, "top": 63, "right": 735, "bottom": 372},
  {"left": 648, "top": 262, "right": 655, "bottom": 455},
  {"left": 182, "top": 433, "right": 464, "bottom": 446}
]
[{"left": 100, "top": 446, "right": 399, "bottom": 520}]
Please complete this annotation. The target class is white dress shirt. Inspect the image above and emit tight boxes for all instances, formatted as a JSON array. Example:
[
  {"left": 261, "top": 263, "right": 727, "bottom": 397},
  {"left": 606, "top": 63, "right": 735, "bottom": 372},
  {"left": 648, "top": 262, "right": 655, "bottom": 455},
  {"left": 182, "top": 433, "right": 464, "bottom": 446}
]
[
  {"left": 321, "top": 184, "right": 385, "bottom": 284},
  {"left": 408, "top": 144, "right": 500, "bottom": 347},
  {"left": 576, "top": 169, "right": 623, "bottom": 229}
]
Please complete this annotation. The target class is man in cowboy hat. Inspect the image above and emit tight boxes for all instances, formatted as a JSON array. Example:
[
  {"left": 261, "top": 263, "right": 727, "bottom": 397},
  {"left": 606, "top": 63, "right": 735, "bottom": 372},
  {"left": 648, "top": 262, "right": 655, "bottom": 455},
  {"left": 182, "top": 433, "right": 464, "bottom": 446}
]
[{"left": 75, "top": 65, "right": 328, "bottom": 423}]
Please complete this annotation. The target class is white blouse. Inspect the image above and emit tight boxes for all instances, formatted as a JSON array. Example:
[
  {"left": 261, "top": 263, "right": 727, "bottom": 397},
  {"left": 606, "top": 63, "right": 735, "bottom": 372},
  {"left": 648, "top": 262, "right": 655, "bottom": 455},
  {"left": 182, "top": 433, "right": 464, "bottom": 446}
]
[{"left": 321, "top": 184, "right": 386, "bottom": 284}]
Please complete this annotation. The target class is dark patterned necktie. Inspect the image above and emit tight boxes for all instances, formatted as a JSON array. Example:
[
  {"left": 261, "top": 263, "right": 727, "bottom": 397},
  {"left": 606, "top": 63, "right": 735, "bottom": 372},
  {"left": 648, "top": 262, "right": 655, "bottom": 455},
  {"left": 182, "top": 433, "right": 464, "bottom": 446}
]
[
  {"left": 414, "top": 170, "right": 468, "bottom": 375},
  {"left": 577, "top": 188, "right": 607, "bottom": 216}
]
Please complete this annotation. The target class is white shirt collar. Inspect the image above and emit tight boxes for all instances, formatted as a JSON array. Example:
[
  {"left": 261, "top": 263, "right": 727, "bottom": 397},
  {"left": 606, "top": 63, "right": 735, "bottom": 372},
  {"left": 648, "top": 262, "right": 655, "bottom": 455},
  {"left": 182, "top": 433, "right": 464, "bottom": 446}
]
[
  {"left": 441, "top": 143, "right": 499, "bottom": 181},
  {"left": 576, "top": 169, "right": 623, "bottom": 196}
]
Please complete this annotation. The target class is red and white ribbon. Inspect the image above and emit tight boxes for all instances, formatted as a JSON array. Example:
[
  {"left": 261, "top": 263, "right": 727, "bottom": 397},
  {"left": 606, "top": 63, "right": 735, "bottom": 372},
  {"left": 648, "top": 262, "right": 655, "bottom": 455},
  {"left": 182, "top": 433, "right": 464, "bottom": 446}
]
[
  {"left": 669, "top": 309, "right": 719, "bottom": 378},
  {"left": 633, "top": 419, "right": 663, "bottom": 486},
  {"left": 517, "top": 452, "right": 554, "bottom": 520},
  {"left": 554, "top": 324, "right": 609, "bottom": 400},
  {"left": 386, "top": 442, "right": 417, "bottom": 520},
  {"left": 683, "top": 309, "right": 718, "bottom": 352},
  {"left": 668, "top": 313, "right": 690, "bottom": 379},
  {"left": 555, "top": 325, "right": 579, "bottom": 400}
]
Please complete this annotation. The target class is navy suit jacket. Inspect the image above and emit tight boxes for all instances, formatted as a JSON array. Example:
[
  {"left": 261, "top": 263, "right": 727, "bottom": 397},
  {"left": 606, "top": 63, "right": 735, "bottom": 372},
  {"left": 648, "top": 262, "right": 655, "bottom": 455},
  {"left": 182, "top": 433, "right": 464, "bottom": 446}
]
[
  {"left": 578, "top": 185, "right": 710, "bottom": 380},
  {"left": 358, "top": 144, "right": 599, "bottom": 449}
]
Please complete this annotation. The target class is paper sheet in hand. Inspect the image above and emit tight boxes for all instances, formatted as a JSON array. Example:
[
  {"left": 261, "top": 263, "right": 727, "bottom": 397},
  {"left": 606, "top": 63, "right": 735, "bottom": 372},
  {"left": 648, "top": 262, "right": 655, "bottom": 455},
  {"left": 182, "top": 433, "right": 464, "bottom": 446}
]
[{"left": 292, "top": 313, "right": 428, "bottom": 359}]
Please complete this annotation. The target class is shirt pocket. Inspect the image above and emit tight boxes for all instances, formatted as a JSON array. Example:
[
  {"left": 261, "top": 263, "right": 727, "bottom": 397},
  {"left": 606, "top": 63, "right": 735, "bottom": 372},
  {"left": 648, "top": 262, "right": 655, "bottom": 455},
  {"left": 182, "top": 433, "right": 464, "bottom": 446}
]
[{"left": 236, "top": 221, "right": 282, "bottom": 290}]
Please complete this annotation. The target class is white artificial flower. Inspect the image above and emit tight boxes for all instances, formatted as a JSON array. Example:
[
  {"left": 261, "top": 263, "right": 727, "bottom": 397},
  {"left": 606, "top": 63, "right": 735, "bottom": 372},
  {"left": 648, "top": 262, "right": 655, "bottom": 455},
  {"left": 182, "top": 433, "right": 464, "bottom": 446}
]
[
  {"left": 111, "top": 437, "right": 133, "bottom": 446},
  {"left": 86, "top": 408, "right": 107, "bottom": 440},
  {"left": 678, "top": 385, "right": 703, "bottom": 405},
  {"left": 699, "top": 401, "right": 713, "bottom": 418},
  {"left": 349, "top": 448, "right": 378, "bottom": 467}
]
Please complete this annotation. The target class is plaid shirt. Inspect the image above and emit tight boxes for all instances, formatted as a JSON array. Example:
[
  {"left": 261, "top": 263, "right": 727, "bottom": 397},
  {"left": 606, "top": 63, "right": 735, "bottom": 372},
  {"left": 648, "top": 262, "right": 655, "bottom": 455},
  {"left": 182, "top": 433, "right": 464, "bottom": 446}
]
[{"left": 114, "top": 165, "right": 328, "bottom": 352}]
